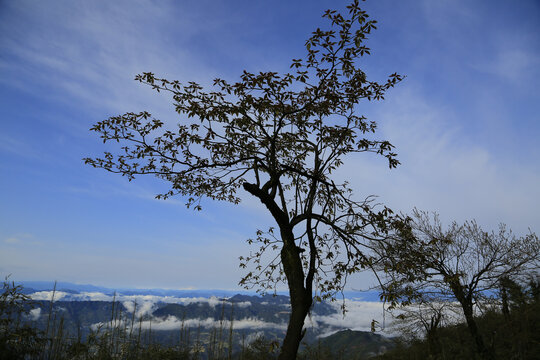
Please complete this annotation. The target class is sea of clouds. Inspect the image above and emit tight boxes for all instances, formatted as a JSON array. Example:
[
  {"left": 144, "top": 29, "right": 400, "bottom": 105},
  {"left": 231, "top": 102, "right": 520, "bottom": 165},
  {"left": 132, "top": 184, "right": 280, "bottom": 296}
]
[{"left": 28, "top": 290, "right": 390, "bottom": 336}]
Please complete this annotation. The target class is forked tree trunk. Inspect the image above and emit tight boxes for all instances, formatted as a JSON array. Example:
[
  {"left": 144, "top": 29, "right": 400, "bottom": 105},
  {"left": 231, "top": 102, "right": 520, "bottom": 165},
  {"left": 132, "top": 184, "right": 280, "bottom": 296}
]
[{"left": 242, "top": 182, "right": 314, "bottom": 359}]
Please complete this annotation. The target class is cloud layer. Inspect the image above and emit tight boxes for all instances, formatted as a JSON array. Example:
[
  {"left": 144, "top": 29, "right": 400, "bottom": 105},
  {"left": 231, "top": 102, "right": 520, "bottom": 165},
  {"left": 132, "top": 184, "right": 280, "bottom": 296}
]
[{"left": 29, "top": 290, "right": 389, "bottom": 336}]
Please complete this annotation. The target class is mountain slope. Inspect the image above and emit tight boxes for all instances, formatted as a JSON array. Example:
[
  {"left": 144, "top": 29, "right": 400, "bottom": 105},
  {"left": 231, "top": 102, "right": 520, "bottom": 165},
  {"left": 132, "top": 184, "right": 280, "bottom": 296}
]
[{"left": 316, "top": 329, "right": 394, "bottom": 359}]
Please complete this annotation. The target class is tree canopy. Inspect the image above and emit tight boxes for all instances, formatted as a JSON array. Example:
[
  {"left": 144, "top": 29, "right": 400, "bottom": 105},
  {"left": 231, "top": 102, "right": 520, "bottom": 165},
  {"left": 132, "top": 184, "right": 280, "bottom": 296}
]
[{"left": 85, "top": 1, "right": 403, "bottom": 358}]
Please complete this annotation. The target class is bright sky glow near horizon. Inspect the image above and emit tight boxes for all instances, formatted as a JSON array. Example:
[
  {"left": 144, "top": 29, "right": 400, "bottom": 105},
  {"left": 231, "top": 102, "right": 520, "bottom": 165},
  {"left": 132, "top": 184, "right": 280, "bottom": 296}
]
[{"left": 1, "top": 0, "right": 539, "bottom": 290}]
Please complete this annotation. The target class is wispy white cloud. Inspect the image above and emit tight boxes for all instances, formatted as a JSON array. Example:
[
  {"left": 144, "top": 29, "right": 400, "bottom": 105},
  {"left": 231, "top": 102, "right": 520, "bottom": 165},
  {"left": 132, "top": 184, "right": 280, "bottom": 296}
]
[
  {"left": 29, "top": 291, "right": 252, "bottom": 312},
  {"left": 309, "top": 300, "right": 388, "bottom": 334},
  {"left": 0, "top": 135, "right": 42, "bottom": 160},
  {"left": 0, "top": 0, "right": 226, "bottom": 120},
  {"left": 29, "top": 291, "right": 76, "bottom": 301},
  {"left": 421, "top": 0, "right": 474, "bottom": 31},
  {"left": 340, "top": 87, "right": 540, "bottom": 233},
  {"left": 2, "top": 233, "right": 36, "bottom": 245},
  {"left": 92, "top": 315, "right": 288, "bottom": 332},
  {"left": 481, "top": 47, "right": 540, "bottom": 83},
  {"left": 122, "top": 299, "right": 156, "bottom": 317},
  {"left": 28, "top": 308, "right": 42, "bottom": 321}
]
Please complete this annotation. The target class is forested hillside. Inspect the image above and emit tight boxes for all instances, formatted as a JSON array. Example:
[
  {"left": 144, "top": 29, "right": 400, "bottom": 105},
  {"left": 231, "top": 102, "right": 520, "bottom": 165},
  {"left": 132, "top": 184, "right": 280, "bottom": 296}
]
[{"left": 376, "top": 277, "right": 539, "bottom": 360}]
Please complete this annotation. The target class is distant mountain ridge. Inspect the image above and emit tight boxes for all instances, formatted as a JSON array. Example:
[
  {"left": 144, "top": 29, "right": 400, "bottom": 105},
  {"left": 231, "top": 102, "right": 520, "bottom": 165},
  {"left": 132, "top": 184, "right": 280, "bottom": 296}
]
[
  {"left": 19, "top": 281, "right": 111, "bottom": 294},
  {"left": 18, "top": 281, "right": 260, "bottom": 298},
  {"left": 17, "top": 280, "right": 381, "bottom": 300}
]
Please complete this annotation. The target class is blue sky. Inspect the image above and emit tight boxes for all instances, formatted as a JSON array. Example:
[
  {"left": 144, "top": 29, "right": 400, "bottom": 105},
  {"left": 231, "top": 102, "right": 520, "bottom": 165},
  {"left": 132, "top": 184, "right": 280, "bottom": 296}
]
[{"left": 1, "top": 0, "right": 539, "bottom": 290}]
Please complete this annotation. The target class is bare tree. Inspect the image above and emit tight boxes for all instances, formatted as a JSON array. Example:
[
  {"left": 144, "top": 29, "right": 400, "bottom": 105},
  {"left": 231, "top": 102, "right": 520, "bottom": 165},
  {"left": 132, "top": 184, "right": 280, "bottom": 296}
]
[
  {"left": 84, "top": 1, "right": 403, "bottom": 358},
  {"left": 377, "top": 209, "right": 539, "bottom": 360},
  {"left": 390, "top": 296, "right": 462, "bottom": 359}
]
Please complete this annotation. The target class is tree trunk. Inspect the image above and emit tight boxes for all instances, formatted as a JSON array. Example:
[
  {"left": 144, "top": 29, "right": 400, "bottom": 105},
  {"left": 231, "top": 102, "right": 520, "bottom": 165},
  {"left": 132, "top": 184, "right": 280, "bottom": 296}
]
[
  {"left": 461, "top": 301, "right": 493, "bottom": 360},
  {"left": 279, "top": 297, "right": 310, "bottom": 359},
  {"left": 426, "top": 329, "right": 442, "bottom": 359},
  {"left": 277, "top": 233, "right": 312, "bottom": 360},
  {"left": 449, "top": 281, "right": 493, "bottom": 360}
]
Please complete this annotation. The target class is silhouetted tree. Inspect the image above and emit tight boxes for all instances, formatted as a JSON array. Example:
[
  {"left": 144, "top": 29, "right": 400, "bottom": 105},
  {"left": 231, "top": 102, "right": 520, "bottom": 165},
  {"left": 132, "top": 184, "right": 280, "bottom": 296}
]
[
  {"left": 85, "top": 1, "right": 403, "bottom": 358},
  {"left": 376, "top": 210, "right": 539, "bottom": 360},
  {"left": 390, "top": 297, "right": 461, "bottom": 359}
]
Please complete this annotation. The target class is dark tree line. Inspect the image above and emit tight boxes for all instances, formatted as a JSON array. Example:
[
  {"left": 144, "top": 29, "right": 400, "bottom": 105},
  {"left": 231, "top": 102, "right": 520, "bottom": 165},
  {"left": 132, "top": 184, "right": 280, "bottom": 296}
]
[
  {"left": 376, "top": 275, "right": 540, "bottom": 360},
  {"left": 375, "top": 210, "right": 539, "bottom": 360}
]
